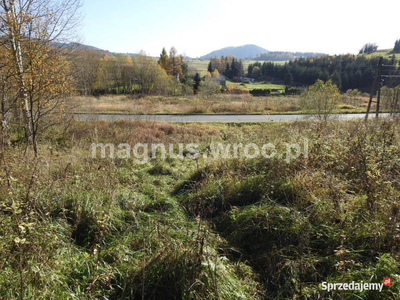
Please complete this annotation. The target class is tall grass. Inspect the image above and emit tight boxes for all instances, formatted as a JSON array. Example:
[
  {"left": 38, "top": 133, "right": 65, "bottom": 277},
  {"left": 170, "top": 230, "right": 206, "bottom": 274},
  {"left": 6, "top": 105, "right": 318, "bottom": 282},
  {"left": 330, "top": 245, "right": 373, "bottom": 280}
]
[
  {"left": 1, "top": 119, "right": 400, "bottom": 299},
  {"left": 176, "top": 119, "right": 400, "bottom": 299},
  {"left": 71, "top": 94, "right": 304, "bottom": 114},
  {"left": 71, "top": 94, "right": 374, "bottom": 115}
]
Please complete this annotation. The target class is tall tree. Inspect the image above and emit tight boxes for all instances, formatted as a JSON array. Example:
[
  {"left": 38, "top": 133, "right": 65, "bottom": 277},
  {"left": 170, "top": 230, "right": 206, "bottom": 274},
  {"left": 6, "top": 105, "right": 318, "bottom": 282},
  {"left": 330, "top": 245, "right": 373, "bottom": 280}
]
[
  {"left": 0, "top": 0, "right": 81, "bottom": 155},
  {"left": 330, "top": 70, "right": 342, "bottom": 90},
  {"left": 230, "top": 58, "right": 244, "bottom": 78},
  {"left": 252, "top": 66, "right": 261, "bottom": 79},
  {"left": 193, "top": 72, "right": 201, "bottom": 93},
  {"left": 393, "top": 40, "right": 400, "bottom": 53},
  {"left": 134, "top": 52, "right": 170, "bottom": 95},
  {"left": 169, "top": 47, "right": 183, "bottom": 80},
  {"left": 71, "top": 49, "right": 101, "bottom": 95},
  {"left": 359, "top": 43, "right": 378, "bottom": 54},
  {"left": 284, "top": 70, "right": 293, "bottom": 86},
  {"left": 158, "top": 47, "right": 171, "bottom": 74},
  {"left": 180, "top": 55, "right": 189, "bottom": 82},
  {"left": 207, "top": 61, "right": 213, "bottom": 73}
]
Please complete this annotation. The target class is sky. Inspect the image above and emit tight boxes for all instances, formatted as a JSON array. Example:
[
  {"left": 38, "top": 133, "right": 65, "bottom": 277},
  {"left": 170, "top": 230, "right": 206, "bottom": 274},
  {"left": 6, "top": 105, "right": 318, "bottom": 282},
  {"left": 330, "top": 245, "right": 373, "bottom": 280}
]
[{"left": 81, "top": 0, "right": 400, "bottom": 58}]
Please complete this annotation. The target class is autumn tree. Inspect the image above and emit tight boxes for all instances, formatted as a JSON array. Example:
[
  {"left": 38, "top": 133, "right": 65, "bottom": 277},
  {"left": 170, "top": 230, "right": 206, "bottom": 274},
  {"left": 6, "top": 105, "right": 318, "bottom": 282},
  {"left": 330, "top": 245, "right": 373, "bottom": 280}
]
[
  {"left": 212, "top": 69, "right": 220, "bottom": 78},
  {"left": 158, "top": 47, "right": 171, "bottom": 74},
  {"left": 300, "top": 80, "right": 341, "bottom": 121},
  {"left": 71, "top": 49, "right": 101, "bottom": 95},
  {"left": 133, "top": 52, "right": 169, "bottom": 95},
  {"left": 0, "top": 45, "right": 16, "bottom": 126},
  {"left": 109, "top": 54, "right": 136, "bottom": 94},
  {"left": 0, "top": 0, "right": 82, "bottom": 155},
  {"left": 208, "top": 57, "right": 225, "bottom": 74},
  {"left": 169, "top": 47, "right": 183, "bottom": 79}
]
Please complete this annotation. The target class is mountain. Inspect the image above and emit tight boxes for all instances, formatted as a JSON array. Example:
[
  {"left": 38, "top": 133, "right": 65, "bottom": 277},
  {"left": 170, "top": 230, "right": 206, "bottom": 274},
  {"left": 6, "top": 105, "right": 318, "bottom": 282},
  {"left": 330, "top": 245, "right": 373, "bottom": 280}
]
[
  {"left": 111, "top": 52, "right": 137, "bottom": 57},
  {"left": 52, "top": 42, "right": 105, "bottom": 52},
  {"left": 53, "top": 42, "right": 140, "bottom": 58},
  {"left": 200, "top": 44, "right": 268, "bottom": 60}
]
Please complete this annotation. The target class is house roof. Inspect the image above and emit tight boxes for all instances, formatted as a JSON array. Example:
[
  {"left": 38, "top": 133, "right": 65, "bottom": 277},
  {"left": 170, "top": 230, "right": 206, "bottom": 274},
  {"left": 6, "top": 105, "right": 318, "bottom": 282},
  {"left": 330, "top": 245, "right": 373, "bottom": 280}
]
[{"left": 203, "top": 74, "right": 227, "bottom": 81}]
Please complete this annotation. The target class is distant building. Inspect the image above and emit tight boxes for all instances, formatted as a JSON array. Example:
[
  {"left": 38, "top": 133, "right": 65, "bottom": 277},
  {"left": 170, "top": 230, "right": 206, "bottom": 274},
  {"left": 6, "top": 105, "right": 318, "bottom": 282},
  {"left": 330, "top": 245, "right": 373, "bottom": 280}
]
[
  {"left": 233, "top": 76, "right": 255, "bottom": 83},
  {"left": 203, "top": 74, "right": 227, "bottom": 88}
]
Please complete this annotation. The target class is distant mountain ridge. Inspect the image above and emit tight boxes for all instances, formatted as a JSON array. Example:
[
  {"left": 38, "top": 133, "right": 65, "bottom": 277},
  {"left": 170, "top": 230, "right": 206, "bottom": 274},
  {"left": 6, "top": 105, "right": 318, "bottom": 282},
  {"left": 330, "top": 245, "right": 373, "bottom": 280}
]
[
  {"left": 54, "top": 42, "right": 326, "bottom": 61},
  {"left": 53, "top": 42, "right": 138, "bottom": 57},
  {"left": 52, "top": 42, "right": 105, "bottom": 52},
  {"left": 200, "top": 44, "right": 268, "bottom": 60},
  {"left": 199, "top": 44, "right": 326, "bottom": 61}
]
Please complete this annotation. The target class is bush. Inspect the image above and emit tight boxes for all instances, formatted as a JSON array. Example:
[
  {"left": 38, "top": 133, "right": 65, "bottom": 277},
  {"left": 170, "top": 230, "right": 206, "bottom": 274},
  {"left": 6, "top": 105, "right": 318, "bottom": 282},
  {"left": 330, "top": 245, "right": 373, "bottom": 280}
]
[
  {"left": 300, "top": 79, "right": 341, "bottom": 121},
  {"left": 198, "top": 79, "right": 221, "bottom": 98},
  {"left": 249, "top": 89, "right": 271, "bottom": 97},
  {"left": 225, "top": 86, "right": 250, "bottom": 95}
]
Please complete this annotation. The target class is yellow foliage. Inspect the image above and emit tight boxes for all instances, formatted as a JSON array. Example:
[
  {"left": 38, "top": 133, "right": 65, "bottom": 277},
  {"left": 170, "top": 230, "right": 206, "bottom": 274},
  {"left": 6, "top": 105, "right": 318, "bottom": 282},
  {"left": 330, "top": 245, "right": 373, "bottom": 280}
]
[{"left": 212, "top": 69, "right": 220, "bottom": 78}]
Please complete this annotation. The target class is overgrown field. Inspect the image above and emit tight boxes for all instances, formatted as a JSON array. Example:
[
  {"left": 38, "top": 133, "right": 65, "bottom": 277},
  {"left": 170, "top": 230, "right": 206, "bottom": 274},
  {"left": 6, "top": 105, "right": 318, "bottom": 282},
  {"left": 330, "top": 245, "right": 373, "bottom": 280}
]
[
  {"left": 1, "top": 119, "right": 400, "bottom": 299},
  {"left": 71, "top": 94, "right": 370, "bottom": 115}
]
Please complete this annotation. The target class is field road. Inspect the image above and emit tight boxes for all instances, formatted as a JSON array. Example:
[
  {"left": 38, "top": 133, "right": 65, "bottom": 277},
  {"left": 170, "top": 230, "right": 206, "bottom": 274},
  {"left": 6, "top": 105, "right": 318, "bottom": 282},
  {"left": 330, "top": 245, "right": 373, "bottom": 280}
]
[{"left": 73, "top": 113, "right": 395, "bottom": 123}]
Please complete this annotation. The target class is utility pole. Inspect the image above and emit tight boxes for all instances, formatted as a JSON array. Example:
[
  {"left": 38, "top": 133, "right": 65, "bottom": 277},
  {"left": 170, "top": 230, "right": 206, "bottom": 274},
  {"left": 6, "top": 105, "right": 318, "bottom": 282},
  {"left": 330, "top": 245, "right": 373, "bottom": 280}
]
[
  {"left": 376, "top": 77, "right": 383, "bottom": 118},
  {"left": 365, "top": 57, "right": 383, "bottom": 121}
]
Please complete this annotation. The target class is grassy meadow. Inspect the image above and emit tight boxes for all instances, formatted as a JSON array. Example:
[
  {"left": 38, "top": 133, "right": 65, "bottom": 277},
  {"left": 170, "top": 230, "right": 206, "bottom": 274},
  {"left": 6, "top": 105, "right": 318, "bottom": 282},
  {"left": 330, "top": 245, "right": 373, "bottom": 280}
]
[
  {"left": 359, "top": 49, "right": 396, "bottom": 59},
  {"left": 71, "top": 93, "right": 371, "bottom": 115},
  {"left": 228, "top": 81, "right": 286, "bottom": 91},
  {"left": 185, "top": 59, "right": 287, "bottom": 76},
  {"left": 1, "top": 118, "right": 400, "bottom": 299}
]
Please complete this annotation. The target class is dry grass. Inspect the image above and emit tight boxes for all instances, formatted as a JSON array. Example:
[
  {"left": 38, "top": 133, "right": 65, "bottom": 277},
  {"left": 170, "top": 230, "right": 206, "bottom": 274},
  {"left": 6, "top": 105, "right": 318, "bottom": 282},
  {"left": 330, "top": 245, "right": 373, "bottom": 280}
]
[
  {"left": 71, "top": 94, "right": 304, "bottom": 114},
  {"left": 264, "top": 96, "right": 300, "bottom": 112},
  {"left": 68, "top": 119, "right": 222, "bottom": 146},
  {"left": 70, "top": 94, "right": 377, "bottom": 115}
]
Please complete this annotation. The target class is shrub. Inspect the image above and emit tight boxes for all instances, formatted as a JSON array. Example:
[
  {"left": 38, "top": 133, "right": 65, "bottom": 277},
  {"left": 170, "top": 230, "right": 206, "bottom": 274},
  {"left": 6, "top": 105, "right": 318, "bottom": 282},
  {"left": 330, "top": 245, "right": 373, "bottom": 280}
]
[
  {"left": 300, "top": 80, "right": 341, "bottom": 121},
  {"left": 198, "top": 79, "right": 221, "bottom": 98}
]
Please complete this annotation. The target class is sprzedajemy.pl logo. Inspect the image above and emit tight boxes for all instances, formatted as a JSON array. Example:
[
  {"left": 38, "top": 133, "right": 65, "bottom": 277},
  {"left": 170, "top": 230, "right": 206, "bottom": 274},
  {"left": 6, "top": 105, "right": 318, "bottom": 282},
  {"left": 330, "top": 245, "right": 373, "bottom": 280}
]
[{"left": 321, "top": 278, "right": 392, "bottom": 293}]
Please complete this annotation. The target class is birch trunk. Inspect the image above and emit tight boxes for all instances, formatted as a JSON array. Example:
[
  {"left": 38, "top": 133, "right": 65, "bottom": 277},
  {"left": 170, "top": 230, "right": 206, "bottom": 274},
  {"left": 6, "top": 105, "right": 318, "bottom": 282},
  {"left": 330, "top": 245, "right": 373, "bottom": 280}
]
[{"left": 2, "top": 0, "right": 33, "bottom": 145}]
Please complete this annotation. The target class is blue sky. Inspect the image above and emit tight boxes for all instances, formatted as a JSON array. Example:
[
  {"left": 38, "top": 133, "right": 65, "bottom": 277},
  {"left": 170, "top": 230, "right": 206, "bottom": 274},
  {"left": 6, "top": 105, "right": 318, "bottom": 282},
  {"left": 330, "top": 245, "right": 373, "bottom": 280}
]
[{"left": 81, "top": 0, "right": 400, "bottom": 57}]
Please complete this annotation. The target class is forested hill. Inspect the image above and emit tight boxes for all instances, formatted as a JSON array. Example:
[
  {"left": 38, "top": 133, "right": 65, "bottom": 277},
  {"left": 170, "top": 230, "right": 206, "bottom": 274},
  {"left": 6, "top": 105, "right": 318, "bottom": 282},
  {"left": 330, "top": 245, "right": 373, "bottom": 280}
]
[
  {"left": 200, "top": 45, "right": 326, "bottom": 61},
  {"left": 247, "top": 54, "right": 399, "bottom": 91}
]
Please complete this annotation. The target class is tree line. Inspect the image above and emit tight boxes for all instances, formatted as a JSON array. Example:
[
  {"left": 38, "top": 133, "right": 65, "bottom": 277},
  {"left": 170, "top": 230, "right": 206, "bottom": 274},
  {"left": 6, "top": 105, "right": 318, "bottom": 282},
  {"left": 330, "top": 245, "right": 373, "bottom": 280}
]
[
  {"left": 247, "top": 55, "right": 399, "bottom": 91},
  {"left": 207, "top": 56, "right": 244, "bottom": 79},
  {"left": 70, "top": 47, "right": 194, "bottom": 96},
  {"left": 253, "top": 51, "right": 326, "bottom": 61}
]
